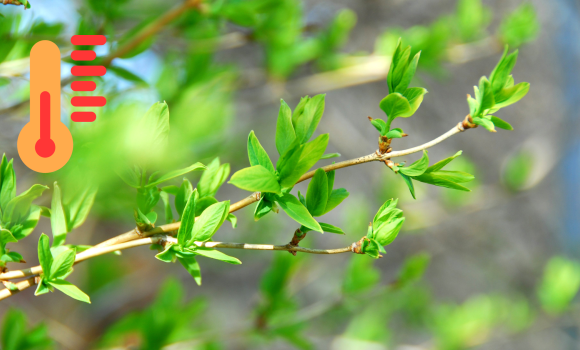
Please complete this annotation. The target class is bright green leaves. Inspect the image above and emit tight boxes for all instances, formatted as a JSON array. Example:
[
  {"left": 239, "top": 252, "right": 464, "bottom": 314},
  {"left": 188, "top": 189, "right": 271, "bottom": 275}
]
[
  {"left": 377, "top": 39, "right": 428, "bottom": 134},
  {"left": 275, "top": 100, "right": 296, "bottom": 155},
  {"left": 145, "top": 163, "right": 205, "bottom": 188},
  {"left": 467, "top": 46, "right": 529, "bottom": 132},
  {"left": 197, "top": 157, "right": 230, "bottom": 199},
  {"left": 292, "top": 94, "right": 326, "bottom": 144},
  {"left": 232, "top": 96, "right": 331, "bottom": 225},
  {"left": 248, "top": 131, "right": 275, "bottom": 173},
  {"left": 362, "top": 199, "right": 405, "bottom": 258},
  {"left": 388, "top": 39, "right": 420, "bottom": 94},
  {"left": 229, "top": 165, "right": 281, "bottom": 194},
  {"left": 156, "top": 190, "right": 237, "bottom": 285},
  {"left": 393, "top": 151, "right": 475, "bottom": 199},
  {"left": 305, "top": 169, "right": 328, "bottom": 216},
  {"left": 1, "top": 308, "right": 52, "bottom": 350},
  {"left": 276, "top": 193, "right": 322, "bottom": 233},
  {"left": 35, "top": 234, "right": 90, "bottom": 303},
  {"left": 0, "top": 154, "right": 47, "bottom": 270},
  {"left": 499, "top": 3, "right": 539, "bottom": 48},
  {"left": 49, "top": 182, "right": 97, "bottom": 247},
  {"left": 537, "top": 257, "right": 580, "bottom": 315}
]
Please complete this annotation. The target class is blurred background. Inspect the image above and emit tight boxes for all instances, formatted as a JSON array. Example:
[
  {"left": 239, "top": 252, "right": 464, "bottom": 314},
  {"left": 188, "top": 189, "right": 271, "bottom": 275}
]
[{"left": 0, "top": 0, "right": 577, "bottom": 349}]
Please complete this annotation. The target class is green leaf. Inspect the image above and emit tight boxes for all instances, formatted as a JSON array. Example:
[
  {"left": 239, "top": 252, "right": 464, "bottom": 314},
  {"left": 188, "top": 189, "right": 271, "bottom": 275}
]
[
  {"left": 395, "top": 51, "right": 420, "bottom": 93},
  {"left": 276, "top": 139, "right": 303, "bottom": 188},
  {"left": 0, "top": 229, "right": 17, "bottom": 245},
  {"left": 320, "top": 153, "right": 341, "bottom": 160},
  {"left": 375, "top": 217, "right": 405, "bottom": 246},
  {"left": 476, "top": 76, "right": 495, "bottom": 115},
  {"left": 386, "top": 128, "right": 405, "bottom": 139},
  {"left": 178, "top": 256, "right": 202, "bottom": 285},
  {"left": 51, "top": 183, "right": 67, "bottom": 247},
  {"left": 293, "top": 94, "right": 325, "bottom": 144},
  {"left": 387, "top": 39, "right": 411, "bottom": 93},
  {"left": 306, "top": 169, "right": 329, "bottom": 217},
  {"left": 194, "top": 196, "right": 218, "bottom": 217},
  {"left": 400, "top": 173, "right": 416, "bottom": 199},
  {"left": 472, "top": 116, "right": 496, "bottom": 132},
  {"left": 192, "top": 247, "right": 241, "bottom": 265},
  {"left": 426, "top": 151, "right": 463, "bottom": 172},
  {"left": 247, "top": 131, "right": 275, "bottom": 173},
  {"left": 38, "top": 234, "right": 52, "bottom": 276},
  {"left": 227, "top": 213, "right": 237, "bottom": 228},
  {"left": 370, "top": 118, "right": 387, "bottom": 135},
  {"left": 499, "top": 3, "right": 540, "bottom": 47},
  {"left": 379, "top": 93, "right": 412, "bottom": 126},
  {"left": 373, "top": 199, "right": 399, "bottom": 226},
  {"left": 49, "top": 248, "right": 76, "bottom": 280},
  {"left": 538, "top": 257, "right": 580, "bottom": 315},
  {"left": 35, "top": 279, "right": 51, "bottom": 296},
  {"left": 2, "top": 185, "right": 48, "bottom": 226},
  {"left": 65, "top": 186, "right": 97, "bottom": 231},
  {"left": 402, "top": 87, "right": 428, "bottom": 115},
  {"left": 197, "top": 158, "right": 230, "bottom": 198},
  {"left": 490, "top": 116, "right": 513, "bottom": 130},
  {"left": 413, "top": 172, "right": 472, "bottom": 191},
  {"left": 0, "top": 155, "right": 16, "bottom": 212},
  {"left": 175, "top": 179, "right": 193, "bottom": 217},
  {"left": 155, "top": 244, "right": 177, "bottom": 263},
  {"left": 177, "top": 189, "right": 198, "bottom": 246},
  {"left": 254, "top": 197, "right": 273, "bottom": 221},
  {"left": 489, "top": 46, "right": 519, "bottom": 95},
  {"left": 294, "top": 134, "right": 329, "bottom": 180},
  {"left": 324, "top": 188, "right": 349, "bottom": 214},
  {"left": 399, "top": 150, "right": 429, "bottom": 177},
  {"left": 493, "top": 82, "right": 530, "bottom": 110},
  {"left": 145, "top": 163, "right": 205, "bottom": 187},
  {"left": 140, "top": 101, "right": 170, "bottom": 151},
  {"left": 159, "top": 191, "right": 173, "bottom": 223},
  {"left": 229, "top": 165, "right": 282, "bottom": 194},
  {"left": 276, "top": 193, "right": 322, "bottom": 233},
  {"left": 397, "top": 252, "right": 431, "bottom": 287},
  {"left": 276, "top": 99, "right": 296, "bottom": 155},
  {"left": 191, "top": 201, "right": 230, "bottom": 243},
  {"left": 319, "top": 223, "right": 345, "bottom": 234},
  {"left": 49, "top": 280, "right": 91, "bottom": 304}
]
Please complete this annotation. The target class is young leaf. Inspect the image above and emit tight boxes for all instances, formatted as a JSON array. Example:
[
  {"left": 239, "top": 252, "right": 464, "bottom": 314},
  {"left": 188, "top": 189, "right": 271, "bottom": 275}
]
[
  {"left": 276, "top": 99, "right": 296, "bottom": 155},
  {"left": 177, "top": 189, "right": 198, "bottom": 246},
  {"left": 193, "top": 247, "right": 241, "bottom": 265},
  {"left": 145, "top": 163, "right": 205, "bottom": 187},
  {"left": 140, "top": 101, "right": 170, "bottom": 151},
  {"left": 254, "top": 197, "right": 273, "bottom": 221},
  {"left": 324, "top": 188, "right": 349, "bottom": 214},
  {"left": 155, "top": 244, "right": 177, "bottom": 263},
  {"left": 379, "top": 93, "right": 412, "bottom": 126},
  {"left": 197, "top": 158, "right": 230, "bottom": 198},
  {"left": 248, "top": 131, "right": 275, "bottom": 173},
  {"left": 489, "top": 46, "right": 518, "bottom": 94},
  {"left": 51, "top": 183, "right": 67, "bottom": 247},
  {"left": 2, "top": 185, "right": 48, "bottom": 226},
  {"left": 370, "top": 118, "right": 388, "bottom": 135},
  {"left": 398, "top": 151, "right": 429, "bottom": 177},
  {"left": 319, "top": 223, "right": 345, "bottom": 234},
  {"left": 277, "top": 139, "right": 303, "bottom": 188},
  {"left": 306, "top": 169, "right": 328, "bottom": 217},
  {"left": 65, "top": 186, "right": 97, "bottom": 231},
  {"left": 276, "top": 193, "right": 322, "bottom": 233},
  {"left": 403, "top": 87, "right": 427, "bottom": 115},
  {"left": 175, "top": 179, "right": 193, "bottom": 217},
  {"left": 229, "top": 165, "right": 282, "bottom": 194},
  {"left": 400, "top": 173, "right": 416, "bottom": 199},
  {"left": 160, "top": 191, "right": 173, "bottom": 223},
  {"left": 293, "top": 94, "right": 325, "bottom": 144},
  {"left": 49, "top": 280, "right": 91, "bottom": 304},
  {"left": 293, "top": 134, "right": 329, "bottom": 179},
  {"left": 37, "top": 234, "right": 52, "bottom": 276},
  {"left": 490, "top": 115, "right": 513, "bottom": 130},
  {"left": 178, "top": 256, "right": 202, "bottom": 285},
  {"left": 386, "top": 128, "right": 405, "bottom": 139},
  {"left": 49, "top": 248, "right": 76, "bottom": 280},
  {"left": 0, "top": 155, "right": 16, "bottom": 212},
  {"left": 191, "top": 201, "right": 230, "bottom": 243},
  {"left": 413, "top": 172, "right": 472, "bottom": 191}
]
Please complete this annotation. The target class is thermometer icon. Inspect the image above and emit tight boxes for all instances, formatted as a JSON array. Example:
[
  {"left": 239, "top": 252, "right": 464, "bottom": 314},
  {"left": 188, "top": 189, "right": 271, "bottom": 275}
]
[{"left": 17, "top": 41, "right": 73, "bottom": 173}]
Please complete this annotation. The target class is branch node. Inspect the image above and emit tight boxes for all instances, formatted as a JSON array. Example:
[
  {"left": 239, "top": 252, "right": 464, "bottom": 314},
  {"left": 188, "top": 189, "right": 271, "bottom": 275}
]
[{"left": 459, "top": 114, "right": 477, "bottom": 131}]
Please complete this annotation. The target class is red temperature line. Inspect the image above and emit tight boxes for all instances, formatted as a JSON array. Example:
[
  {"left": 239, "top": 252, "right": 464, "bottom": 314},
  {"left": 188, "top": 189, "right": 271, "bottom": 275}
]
[
  {"left": 71, "top": 112, "right": 96, "bottom": 122},
  {"left": 71, "top": 35, "right": 107, "bottom": 46},
  {"left": 71, "top": 96, "right": 106, "bottom": 107},
  {"left": 71, "top": 50, "right": 96, "bottom": 61},
  {"left": 71, "top": 66, "right": 106, "bottom": 76},
  {"left": 71, "top": 81, "right": 96, "bottom": 91},
  {"left": 36, "top": 91, "right": 55, "bottom": 158}
]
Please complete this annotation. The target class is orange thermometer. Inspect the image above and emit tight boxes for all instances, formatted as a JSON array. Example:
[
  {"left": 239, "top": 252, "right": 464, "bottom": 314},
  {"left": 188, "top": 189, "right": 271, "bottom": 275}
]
[{"left": 17, "top": 41, "right": 73, "bottom": 173}]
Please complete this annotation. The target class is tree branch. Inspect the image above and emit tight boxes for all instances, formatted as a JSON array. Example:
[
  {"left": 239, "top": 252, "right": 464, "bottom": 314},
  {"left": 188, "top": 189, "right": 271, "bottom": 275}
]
[{"left": 1, "top": 0, "right": 29, "bottom": 7}]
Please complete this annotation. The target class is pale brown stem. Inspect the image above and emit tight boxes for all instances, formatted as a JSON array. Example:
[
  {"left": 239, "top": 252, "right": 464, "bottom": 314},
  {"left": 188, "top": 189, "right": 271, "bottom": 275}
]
[{"left": 0, "top": 277, "right": 35, "bottom": 301}]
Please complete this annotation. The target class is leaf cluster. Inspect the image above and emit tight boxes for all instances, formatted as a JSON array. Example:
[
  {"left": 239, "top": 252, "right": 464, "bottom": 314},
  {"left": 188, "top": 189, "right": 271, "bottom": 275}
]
[{"left": 362, "top": 199, "right": 405, "bottom": 258}]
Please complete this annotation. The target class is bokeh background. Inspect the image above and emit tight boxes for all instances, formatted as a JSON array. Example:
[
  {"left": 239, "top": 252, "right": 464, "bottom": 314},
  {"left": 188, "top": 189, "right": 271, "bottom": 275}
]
[{"left": 0, "top": 0, "right": 578, "bottom": 349}]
